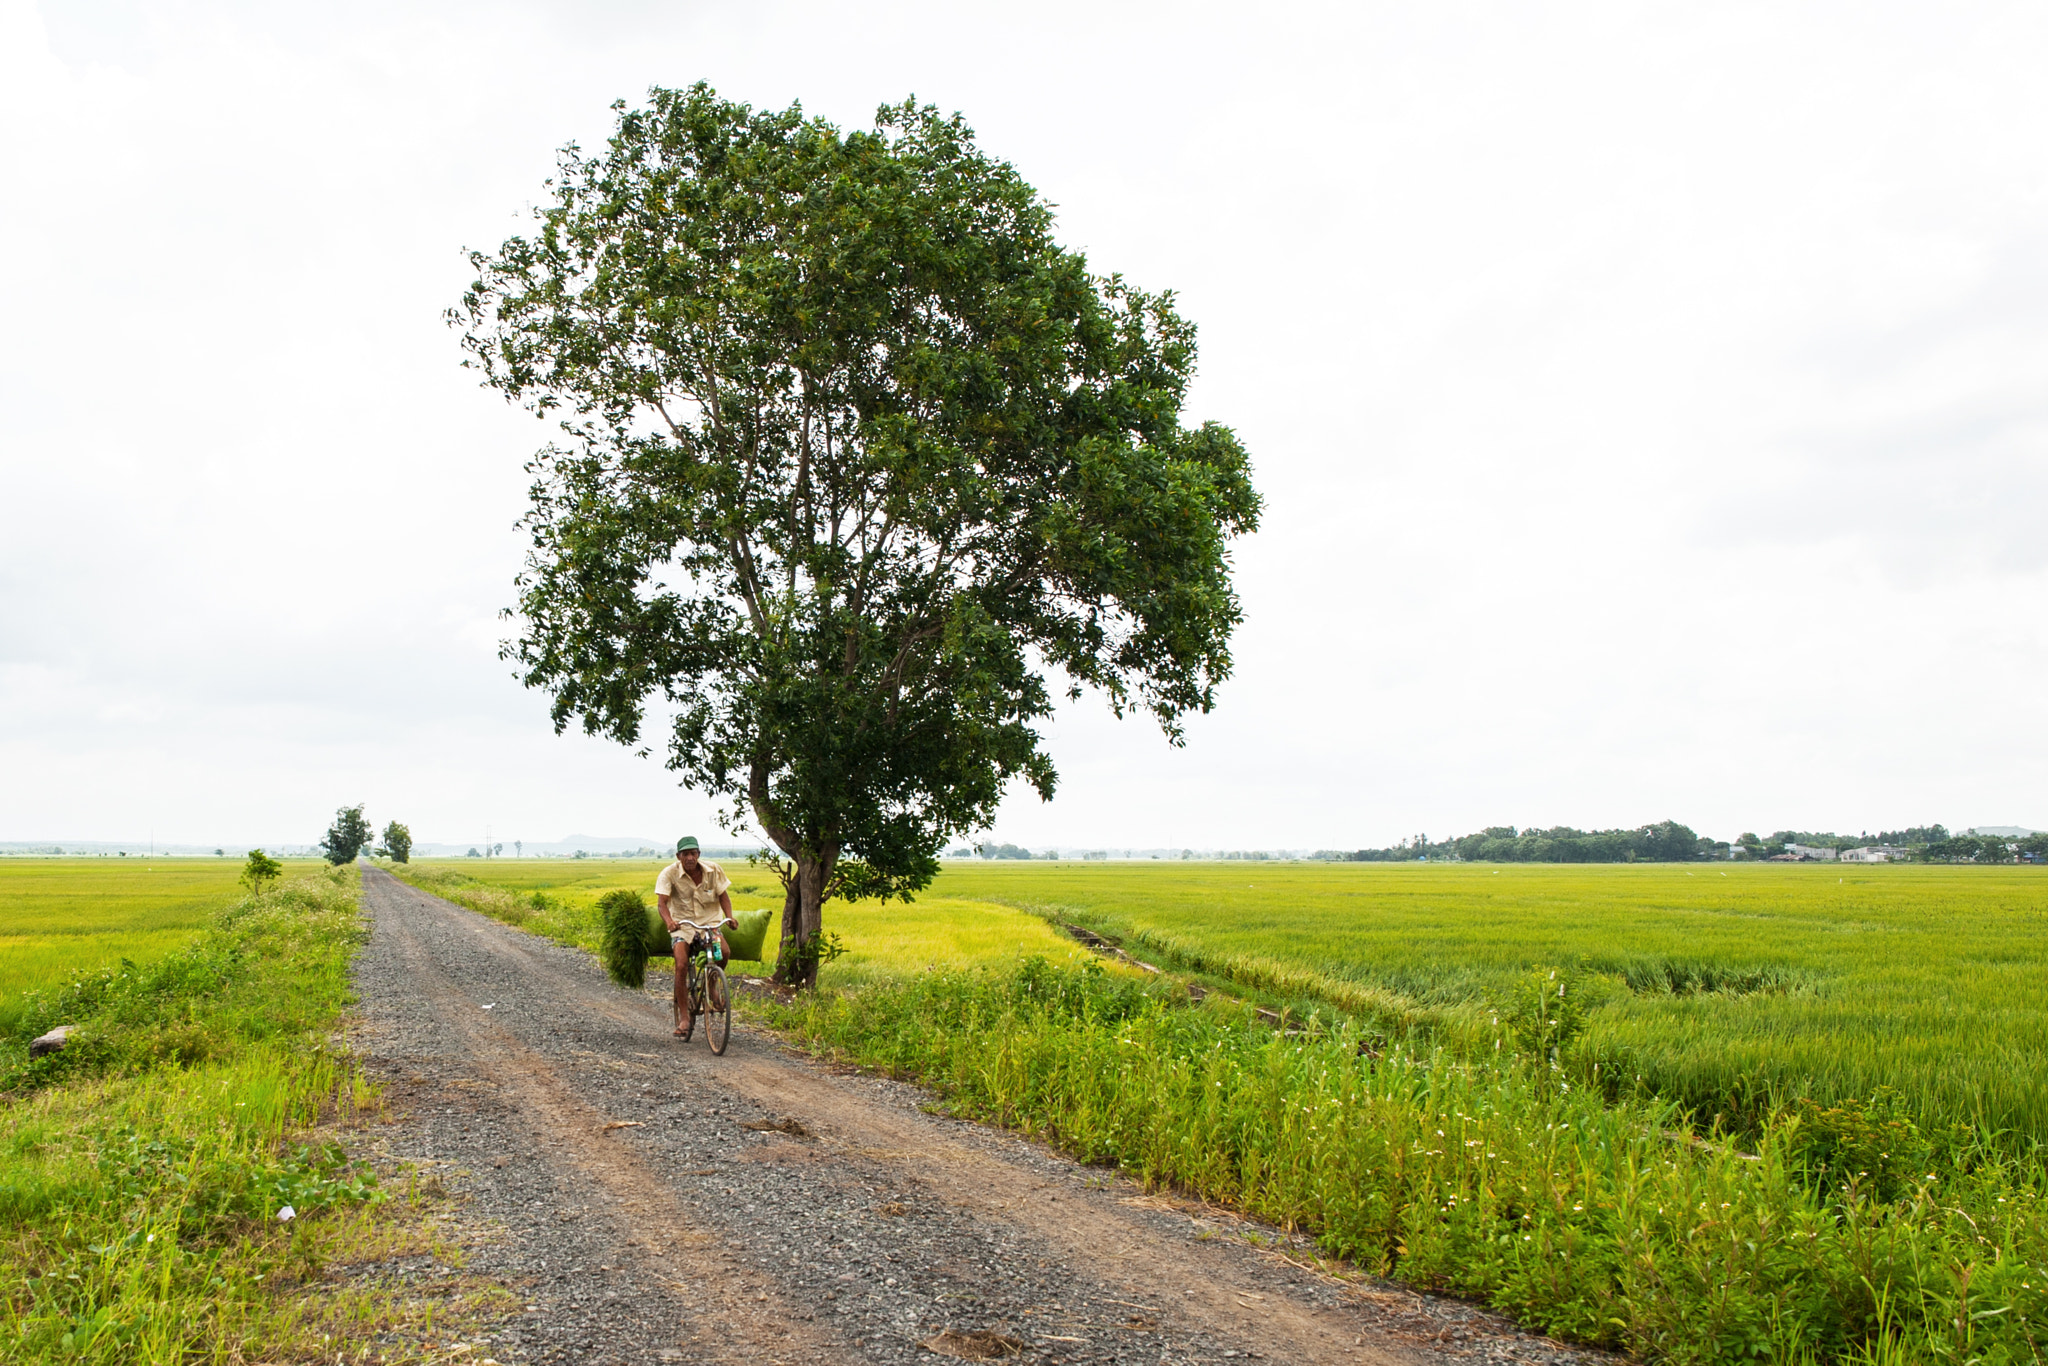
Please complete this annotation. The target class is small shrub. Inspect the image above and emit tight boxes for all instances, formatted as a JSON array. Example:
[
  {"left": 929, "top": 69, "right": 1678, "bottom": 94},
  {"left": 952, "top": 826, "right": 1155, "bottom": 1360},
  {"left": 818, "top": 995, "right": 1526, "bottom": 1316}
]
[{"left": 1499, "top": 966, "right": 1587, "bottom": 1063}]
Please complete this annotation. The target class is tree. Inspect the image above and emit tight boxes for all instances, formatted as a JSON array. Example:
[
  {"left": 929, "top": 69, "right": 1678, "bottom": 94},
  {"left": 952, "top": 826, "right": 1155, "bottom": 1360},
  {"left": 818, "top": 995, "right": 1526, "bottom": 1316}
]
[
  {"left": 382, "top": 821, "right": 413, "bottom": 864},
  {"left": 241, "top": 848, "right": 283, "bottom": 897},
  {"left": 456, "top": 85, "right": 1258, "bottom": 986},
  {"left": 319, "top": 805, "right": 372, "bottom": 865}
]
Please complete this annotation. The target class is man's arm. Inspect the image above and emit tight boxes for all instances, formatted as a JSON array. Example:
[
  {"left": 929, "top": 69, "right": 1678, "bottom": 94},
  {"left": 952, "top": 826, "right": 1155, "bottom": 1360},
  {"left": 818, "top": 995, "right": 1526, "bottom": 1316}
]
[
  {"left": 657, "top": 892, "right": 678, "bottom": 933},
  {"left": 717, "top": 890, "right": 735, "bottom": 927}
]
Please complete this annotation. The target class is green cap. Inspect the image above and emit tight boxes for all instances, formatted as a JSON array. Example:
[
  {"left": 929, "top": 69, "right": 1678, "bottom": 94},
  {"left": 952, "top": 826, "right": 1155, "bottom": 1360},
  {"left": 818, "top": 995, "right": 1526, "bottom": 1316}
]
[{"left": 675, "top": 836, "right": 700, "bottom": 853}]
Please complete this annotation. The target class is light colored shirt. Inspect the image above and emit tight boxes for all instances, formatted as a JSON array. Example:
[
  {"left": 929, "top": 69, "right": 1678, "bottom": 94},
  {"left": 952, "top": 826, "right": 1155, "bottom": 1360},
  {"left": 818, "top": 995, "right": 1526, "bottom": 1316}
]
[{"left": 656, "top": 858, "right": 731, "bottom": 926}]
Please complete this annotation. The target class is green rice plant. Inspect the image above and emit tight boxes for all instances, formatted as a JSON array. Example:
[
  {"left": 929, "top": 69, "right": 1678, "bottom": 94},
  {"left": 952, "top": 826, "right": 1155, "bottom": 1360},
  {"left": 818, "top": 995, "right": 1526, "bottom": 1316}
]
[
  {"left": 596, "top": 888, "right": 665, "bottom": 987},
  {"left": 768, "top": 957, "right": 2048, "bottom": 1366}
]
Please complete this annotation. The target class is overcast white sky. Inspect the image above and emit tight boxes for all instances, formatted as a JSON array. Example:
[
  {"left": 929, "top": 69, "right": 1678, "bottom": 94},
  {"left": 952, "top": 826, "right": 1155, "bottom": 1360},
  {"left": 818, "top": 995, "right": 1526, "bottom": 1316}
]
[{"left": 2, "top": 0, "right": 2043, "bottom": 852}]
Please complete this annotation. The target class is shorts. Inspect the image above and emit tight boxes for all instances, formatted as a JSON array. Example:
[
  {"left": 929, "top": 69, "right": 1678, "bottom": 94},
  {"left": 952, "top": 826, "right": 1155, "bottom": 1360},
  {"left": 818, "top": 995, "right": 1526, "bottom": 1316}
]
[{"left": 671, "top": 932, "right": 724, "bottom": 963}]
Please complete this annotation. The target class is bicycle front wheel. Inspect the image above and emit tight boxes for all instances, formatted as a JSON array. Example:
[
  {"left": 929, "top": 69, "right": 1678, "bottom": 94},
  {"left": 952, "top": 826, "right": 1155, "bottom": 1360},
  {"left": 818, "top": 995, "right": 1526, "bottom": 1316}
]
[{"left": 702, "top": 963, "right": 730, "bottom": 1055}]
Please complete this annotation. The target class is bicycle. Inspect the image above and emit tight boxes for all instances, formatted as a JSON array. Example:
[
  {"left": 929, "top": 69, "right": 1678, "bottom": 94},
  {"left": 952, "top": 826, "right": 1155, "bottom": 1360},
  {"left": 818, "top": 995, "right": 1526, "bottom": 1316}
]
[{"left": 670, "top": 918, "right": 731, "bottom": 1055}]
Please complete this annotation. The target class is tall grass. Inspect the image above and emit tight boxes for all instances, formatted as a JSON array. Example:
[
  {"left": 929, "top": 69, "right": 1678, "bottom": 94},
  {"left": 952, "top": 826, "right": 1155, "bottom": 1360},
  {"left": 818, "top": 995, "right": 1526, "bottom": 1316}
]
[
  {"left": 770, "top": 957, "right": 2048, "bottom": 1366},
  {"left": 939, "top": 862, "right": 2048, "bottom": 1148},
  {"left": 0, "top": 866, "right": 491, "bottom": 1363}
]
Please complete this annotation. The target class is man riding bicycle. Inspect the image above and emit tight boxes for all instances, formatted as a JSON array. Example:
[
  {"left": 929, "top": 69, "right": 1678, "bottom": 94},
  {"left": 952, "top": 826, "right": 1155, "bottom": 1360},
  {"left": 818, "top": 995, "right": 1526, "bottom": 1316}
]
[{"left": 655, "top": 836, "right": 735, "bottom": 1040}]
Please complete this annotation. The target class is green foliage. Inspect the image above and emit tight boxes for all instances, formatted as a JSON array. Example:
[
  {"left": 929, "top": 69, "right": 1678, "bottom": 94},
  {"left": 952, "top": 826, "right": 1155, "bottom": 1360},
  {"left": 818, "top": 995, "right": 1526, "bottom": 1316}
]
[
  {"left": 316, "top": 804, "right": 370, "bottom": 865},
  {"left": 1344, "top": 820, "right": 1705, "bottom": 863},
  {"left": 768, "top": 958, "right": 2047, "bottom": 1366},
  {"left": 1498, "top": 966, "right": 1588, "bottom": 1065},
  {"left": 379, "top": 821, "right": 412, "bottom": 864},
  {"left": 454, "top": 82, "right": 1258, "bottom": 978},
  {"left": 1922, "top": 834, "right": 2028, "bottom": 863},
  {"left": 776, "top": 929, "right": 848, "bottom": 983},
  {"left": 595, "top": 888, "right": 664, "bottom": 988},
  {"left": 239, "top": 848, "right": 282, "bottom": 898},
  {"left": 1783, "top": 1088, "right": 1936, "bottom": 1207}
]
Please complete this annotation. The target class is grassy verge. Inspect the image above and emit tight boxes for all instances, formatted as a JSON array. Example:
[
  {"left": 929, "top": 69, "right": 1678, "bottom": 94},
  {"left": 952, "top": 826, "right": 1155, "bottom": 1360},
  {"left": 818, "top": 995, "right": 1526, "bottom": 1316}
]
[
  {"left": 0, "top": 865, "right": 507, "bottom": 1364},
  {"left": 765, "top": 956, "right": 2048, "bottom": 1366}
]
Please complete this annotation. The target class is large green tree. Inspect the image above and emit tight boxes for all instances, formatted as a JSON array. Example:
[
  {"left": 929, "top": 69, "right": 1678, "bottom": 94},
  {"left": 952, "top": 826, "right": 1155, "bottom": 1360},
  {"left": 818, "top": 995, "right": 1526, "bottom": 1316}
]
[
  {"left": 381, "top": 821, "right": 413, "bottom": 864},
  {"left": 455, "top": 85, "right": 1258, "bottom": 985},
  {"left": 318, "top": 805, "right": 372, "bottom": 865}
]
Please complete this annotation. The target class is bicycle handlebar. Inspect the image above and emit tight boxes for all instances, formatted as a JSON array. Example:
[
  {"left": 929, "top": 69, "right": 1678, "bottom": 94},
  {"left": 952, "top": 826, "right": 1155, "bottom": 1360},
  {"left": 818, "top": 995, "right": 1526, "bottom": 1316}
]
[{"left": 671, "top": 917, "right": 730, "bottom": 936}]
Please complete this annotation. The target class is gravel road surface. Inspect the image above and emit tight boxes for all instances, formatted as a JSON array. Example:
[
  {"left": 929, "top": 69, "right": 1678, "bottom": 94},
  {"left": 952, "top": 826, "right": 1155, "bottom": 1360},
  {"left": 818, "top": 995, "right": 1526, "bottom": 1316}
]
[{"left": 351, "top": 866, "right": 1614, "bottom": 1366}]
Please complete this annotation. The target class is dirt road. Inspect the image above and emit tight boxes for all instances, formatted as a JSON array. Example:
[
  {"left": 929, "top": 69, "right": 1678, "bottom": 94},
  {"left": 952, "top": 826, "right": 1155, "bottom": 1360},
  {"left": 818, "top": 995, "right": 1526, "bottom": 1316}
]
[{"left": 351, "top": 866, "right": 1603, "bottom": 1366}]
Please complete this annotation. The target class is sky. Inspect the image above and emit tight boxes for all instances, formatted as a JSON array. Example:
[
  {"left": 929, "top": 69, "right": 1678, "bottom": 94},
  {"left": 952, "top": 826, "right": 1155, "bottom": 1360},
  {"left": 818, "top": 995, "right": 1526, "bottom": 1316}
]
[{"left": 1, "top": 0, "right": 2043, "bottom": 853}]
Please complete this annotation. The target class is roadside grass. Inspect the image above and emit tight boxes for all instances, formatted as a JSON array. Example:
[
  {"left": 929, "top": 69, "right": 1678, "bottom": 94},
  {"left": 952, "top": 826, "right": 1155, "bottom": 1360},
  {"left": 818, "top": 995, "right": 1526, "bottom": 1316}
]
[
  {"left": 937, "top": 861, "right": 2048, "bottom": 1149},
  {"left": 0, "top": 865, "right": 508, "bottom": 1364},
  {"left": 768, "top": 956, "right": 2048, "bottom": 1366},
  {"left": 0, "top": 859, "right": 278, "bottom": 1036}
]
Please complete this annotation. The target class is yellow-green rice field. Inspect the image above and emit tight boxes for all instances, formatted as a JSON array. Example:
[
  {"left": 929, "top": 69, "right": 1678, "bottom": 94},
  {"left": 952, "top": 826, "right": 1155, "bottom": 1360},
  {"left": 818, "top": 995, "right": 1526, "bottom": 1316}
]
[{"left": 0, "top": 858, "right": 301, "bottom": 1034}]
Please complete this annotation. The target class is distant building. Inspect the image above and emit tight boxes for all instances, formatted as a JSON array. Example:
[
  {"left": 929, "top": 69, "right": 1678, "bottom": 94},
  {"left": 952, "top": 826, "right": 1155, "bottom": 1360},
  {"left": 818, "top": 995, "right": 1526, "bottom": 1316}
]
[
  {"left": 1841, "top": 845, "right": 1908, "bottom": 863},
  {"left": 1785, "top": 843, "right": 1839, "bottom": 861}
]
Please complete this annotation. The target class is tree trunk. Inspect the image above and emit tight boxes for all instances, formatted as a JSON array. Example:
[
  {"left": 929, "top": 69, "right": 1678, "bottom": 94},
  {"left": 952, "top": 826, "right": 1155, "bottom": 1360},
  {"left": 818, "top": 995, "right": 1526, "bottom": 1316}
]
[
  {"left": 773, "top": 849, "right": 833, "bottom": 989},
  {"left": 752, "top": 761, "right": 836, "bottom": 990},
  {"left": 774, "top": 876, "right": 802, "bottom": 986}
]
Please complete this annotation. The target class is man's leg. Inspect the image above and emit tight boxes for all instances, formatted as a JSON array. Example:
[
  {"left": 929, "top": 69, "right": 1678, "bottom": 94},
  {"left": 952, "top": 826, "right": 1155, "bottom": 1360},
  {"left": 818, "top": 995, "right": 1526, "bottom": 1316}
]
[{"left": 673, "top": 948, "right": 693, "bottom": 1037}]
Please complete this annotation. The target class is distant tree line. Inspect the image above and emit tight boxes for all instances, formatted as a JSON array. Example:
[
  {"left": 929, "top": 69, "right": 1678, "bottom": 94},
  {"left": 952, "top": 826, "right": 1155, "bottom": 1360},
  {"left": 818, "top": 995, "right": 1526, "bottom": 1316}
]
[
  {"left": 1322, "top": 821, "right": 2044, "bottom": 864},
  {"left": 1923, "top": 832, "right": 2048, "bottom": 864},
  {"left": 1328, "top": 821, "right": 1707, "bottom": 864}
]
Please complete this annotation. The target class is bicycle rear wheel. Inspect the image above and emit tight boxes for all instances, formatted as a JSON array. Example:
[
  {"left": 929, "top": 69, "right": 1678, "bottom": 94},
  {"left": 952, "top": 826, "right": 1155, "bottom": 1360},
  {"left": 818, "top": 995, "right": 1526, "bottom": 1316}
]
[{"left": 702, "top": 963, "right": 730, "bottom": 1055}]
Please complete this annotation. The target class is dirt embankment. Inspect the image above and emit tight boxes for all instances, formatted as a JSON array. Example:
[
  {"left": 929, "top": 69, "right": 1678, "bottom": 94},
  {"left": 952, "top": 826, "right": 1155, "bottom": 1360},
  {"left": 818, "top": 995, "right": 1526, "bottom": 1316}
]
[{"left": 351, "top": 866, "right": 1608, "bottom": 1366}]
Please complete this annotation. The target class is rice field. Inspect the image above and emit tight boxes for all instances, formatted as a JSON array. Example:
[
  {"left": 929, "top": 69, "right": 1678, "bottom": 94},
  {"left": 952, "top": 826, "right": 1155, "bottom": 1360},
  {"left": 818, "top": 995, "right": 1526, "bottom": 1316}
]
[
  {"left": 938, "top": 861, "right": 2048, "bottom": 1146},
  {"left": 0, "top": 858, "right": 279, "bottom": 1034}
]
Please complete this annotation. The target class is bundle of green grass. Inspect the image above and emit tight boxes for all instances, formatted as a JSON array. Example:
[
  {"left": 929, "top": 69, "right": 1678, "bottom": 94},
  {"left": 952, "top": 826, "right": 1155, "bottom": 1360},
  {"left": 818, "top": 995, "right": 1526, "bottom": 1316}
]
[{"left": 596, "top": 889, "right": 772, "bottom": 988}]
